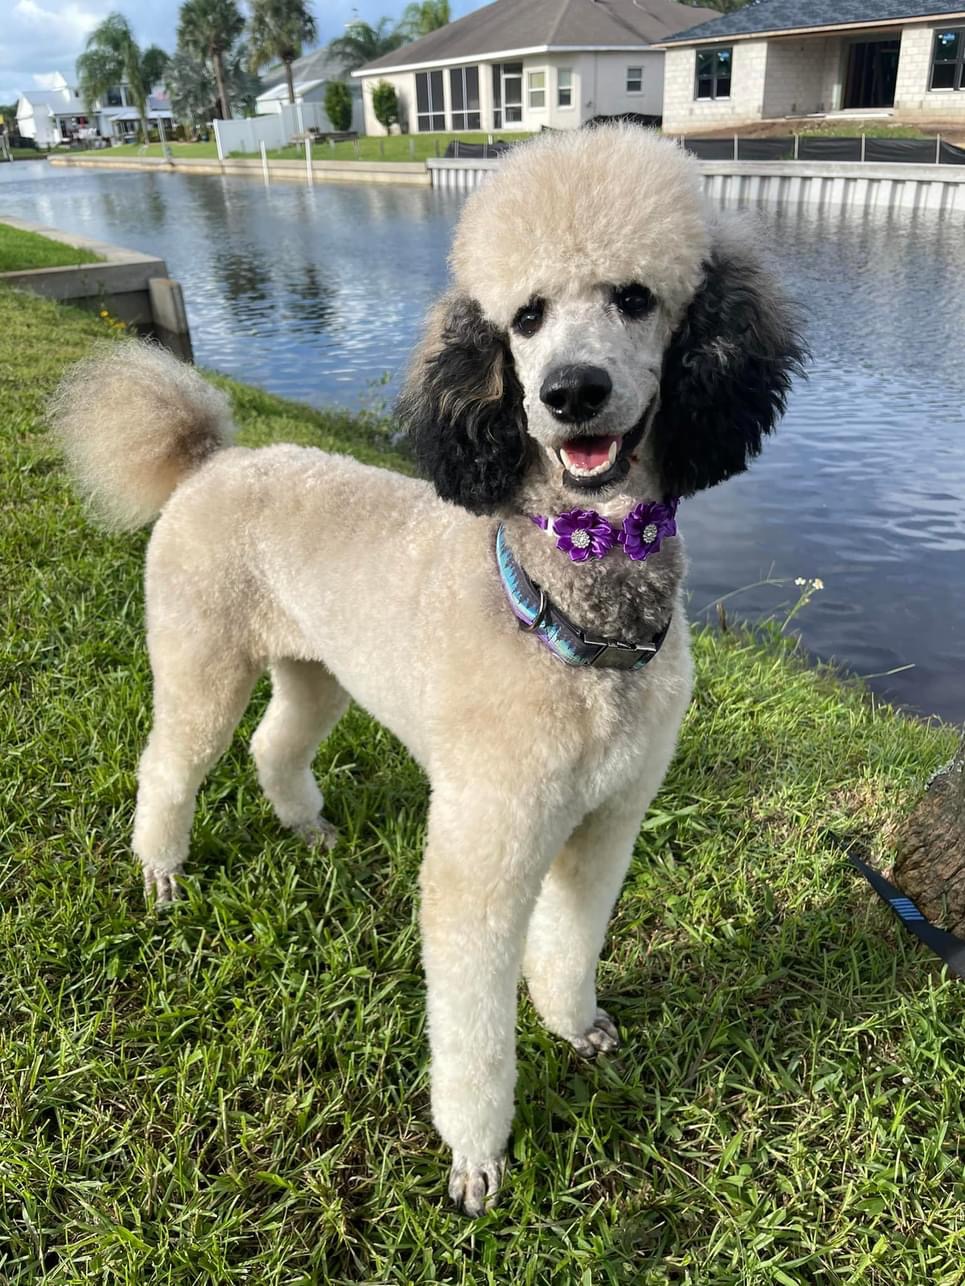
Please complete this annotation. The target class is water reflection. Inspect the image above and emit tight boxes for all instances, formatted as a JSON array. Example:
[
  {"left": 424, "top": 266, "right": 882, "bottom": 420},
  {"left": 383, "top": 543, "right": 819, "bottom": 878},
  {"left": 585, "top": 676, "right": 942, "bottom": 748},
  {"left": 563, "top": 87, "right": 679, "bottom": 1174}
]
[{"left": 0, "top": 163, "right": 961, "bottom": 721}]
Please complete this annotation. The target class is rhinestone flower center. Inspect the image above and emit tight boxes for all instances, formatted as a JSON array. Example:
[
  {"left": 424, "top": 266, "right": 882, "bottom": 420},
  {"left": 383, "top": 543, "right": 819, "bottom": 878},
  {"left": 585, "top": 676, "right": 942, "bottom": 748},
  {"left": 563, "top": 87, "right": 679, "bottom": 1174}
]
[
  {"left": 570, "top": 530, "right": 591, "bottom": 549},
  {"left": 642, "top": 523, "right": 659, "bottom": 543}
]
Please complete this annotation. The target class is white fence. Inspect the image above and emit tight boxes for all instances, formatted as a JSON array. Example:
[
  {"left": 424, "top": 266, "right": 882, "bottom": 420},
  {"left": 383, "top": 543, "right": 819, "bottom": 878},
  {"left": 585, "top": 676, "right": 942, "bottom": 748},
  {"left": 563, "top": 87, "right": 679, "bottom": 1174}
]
[{"left": 213, "top": 103, "right": 336, "bottom": 159}]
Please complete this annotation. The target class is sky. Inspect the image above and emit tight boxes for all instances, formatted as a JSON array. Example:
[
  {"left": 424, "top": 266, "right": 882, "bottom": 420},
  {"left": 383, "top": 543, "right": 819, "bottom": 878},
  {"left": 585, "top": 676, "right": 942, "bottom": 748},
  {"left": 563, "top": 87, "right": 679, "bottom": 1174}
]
[{"left": 1, "top": 0, "right": 485, "bottom": 107}]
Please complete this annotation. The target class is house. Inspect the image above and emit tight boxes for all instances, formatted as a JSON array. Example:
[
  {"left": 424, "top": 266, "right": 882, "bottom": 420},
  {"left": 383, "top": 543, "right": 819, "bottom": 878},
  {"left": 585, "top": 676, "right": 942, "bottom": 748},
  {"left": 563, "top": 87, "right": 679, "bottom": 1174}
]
[
  {"left": 656, "top": 0, "right": 965, "bottom": 133},
  {"left": 16, "top": 73, "right": 173, "bottom": 147},
  {"left": 352, "top": 0, "right": 716, "bottom": 135},
  {"left": 255, "top": 47, "right": 364, "bottom": 131}
]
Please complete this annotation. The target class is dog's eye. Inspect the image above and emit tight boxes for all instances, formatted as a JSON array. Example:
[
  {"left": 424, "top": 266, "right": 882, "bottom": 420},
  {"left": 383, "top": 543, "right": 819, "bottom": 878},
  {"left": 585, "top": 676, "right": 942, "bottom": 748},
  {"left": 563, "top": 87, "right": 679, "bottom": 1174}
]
[
  {"left": 613, "top": 284, "right": 655, "bottom": 319},
  {"left": 512, "top": 298, "right": 545, "bottom": 338}
]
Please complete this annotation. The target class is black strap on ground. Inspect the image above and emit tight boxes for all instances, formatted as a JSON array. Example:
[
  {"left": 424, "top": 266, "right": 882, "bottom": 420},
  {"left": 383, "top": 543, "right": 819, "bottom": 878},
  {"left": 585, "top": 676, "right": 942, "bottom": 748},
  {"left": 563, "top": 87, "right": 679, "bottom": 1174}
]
[{"left": 849, "top": 851, "right": 965, "bottom": 979}]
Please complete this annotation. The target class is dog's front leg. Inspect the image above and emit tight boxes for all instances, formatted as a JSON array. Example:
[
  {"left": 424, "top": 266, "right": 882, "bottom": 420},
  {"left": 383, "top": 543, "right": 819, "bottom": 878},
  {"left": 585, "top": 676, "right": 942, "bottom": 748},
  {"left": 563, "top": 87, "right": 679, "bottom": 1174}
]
[{"left": 419, "top": 784, "right": 567, "bottom": 1217}]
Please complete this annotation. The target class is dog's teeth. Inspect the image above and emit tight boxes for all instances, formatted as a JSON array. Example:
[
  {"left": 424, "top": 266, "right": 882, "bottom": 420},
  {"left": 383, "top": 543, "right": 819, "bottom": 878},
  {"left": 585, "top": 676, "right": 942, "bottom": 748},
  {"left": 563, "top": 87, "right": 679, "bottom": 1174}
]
[{"left": 607, "top": 440, "right": 618, "bottom": 465}]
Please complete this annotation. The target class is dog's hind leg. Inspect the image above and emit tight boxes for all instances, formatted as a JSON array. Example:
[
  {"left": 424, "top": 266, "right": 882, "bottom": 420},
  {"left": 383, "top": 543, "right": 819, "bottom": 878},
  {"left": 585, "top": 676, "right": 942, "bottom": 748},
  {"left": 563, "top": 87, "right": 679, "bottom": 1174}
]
[
  {"left": 521, "top": 794, "right": 648, "bottom": 1058},
  {"left": 250, "top": 658, "right": 349, "bottom": 848},
  {"left": 134, "top": 641, "right": 259, "bottom": 905}
]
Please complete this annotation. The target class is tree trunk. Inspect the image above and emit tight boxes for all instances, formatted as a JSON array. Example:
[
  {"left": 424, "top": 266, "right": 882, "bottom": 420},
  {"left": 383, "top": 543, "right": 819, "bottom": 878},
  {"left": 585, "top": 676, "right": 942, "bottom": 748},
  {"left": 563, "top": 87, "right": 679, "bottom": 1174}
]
[
  {"left": 893, "top": 732, "right": 965, "bottom": 936},
  {"left": 213, "top": 50, "right": 232, "bottom": 121},
  {"left": 285, "top": 59, "right": 295, "bottom": 105}
]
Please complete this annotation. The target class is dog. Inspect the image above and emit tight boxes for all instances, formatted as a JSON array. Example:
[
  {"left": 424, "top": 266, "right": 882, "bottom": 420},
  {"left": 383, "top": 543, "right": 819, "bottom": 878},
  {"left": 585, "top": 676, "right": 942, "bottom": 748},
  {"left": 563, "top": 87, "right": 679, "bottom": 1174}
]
[{"left": 53, "top": 125, "right": 803, "bottom": 1217}]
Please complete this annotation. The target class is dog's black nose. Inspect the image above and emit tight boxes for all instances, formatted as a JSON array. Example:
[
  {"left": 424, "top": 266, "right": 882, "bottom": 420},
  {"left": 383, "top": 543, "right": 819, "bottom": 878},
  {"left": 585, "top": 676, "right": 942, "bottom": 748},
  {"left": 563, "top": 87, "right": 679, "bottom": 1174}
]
[{"left": 539, "top": 365, "right": 612, "bottom": 422}]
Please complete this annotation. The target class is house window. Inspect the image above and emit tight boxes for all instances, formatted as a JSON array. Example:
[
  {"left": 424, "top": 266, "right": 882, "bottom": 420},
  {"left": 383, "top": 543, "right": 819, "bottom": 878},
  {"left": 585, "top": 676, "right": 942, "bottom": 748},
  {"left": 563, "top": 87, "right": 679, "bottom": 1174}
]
[
  {"left": 450, "top": 66, "right": 480, "bottom": 129},
  {"left": 557, "top": 68, "right": 573, "bottom": 107},
  {"left": 105, "top": 86, "right": 123, "bottom": 107},
  {"left": 695, "top": 46, "right": 732, "bottom": 100},
  {"left": 626, "top": 66, "right": 643, "bottom": 93},
  {"left": 492, "top": 62, "right": 523, "bottom": 127},
  {"left": 415, "top": 70, "right": 445, "bottom": 131},
  {"left": 931, "top": 29, "right": 965, "bottom": 90},
  {"left": 528, "top": 70, "right": 546, "bottom": 109}
]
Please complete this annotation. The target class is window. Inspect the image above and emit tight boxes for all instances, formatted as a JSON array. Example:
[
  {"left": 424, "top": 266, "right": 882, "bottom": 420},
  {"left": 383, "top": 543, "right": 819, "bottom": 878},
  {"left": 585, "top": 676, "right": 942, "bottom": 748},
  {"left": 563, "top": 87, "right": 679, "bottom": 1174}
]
[
  {"left": 528, "top": 70, "right": 546, "bottom": 109},
  {"left": 626, "top": 66, "right": 643, "bottom": 93},
  {"left": 105, "top": 86, "right": 123, "bottom": 107},
  {"left": 557, "top": 68, "right": 573, "bottom": 107},
  {"left": 450, "top": 65, "right": 480, "bottom": 129},
  {"left": 931, "top": 29, "right": 965, "bottom": 90},
  {"left": 415, "top": 70, "right": 445, "bottom": 131},
  {"left": 695, "top": 46, "right": 732, "bottom": 100},
  {"left": 492, "top": 62, "right": 523, "bottom": 127}
]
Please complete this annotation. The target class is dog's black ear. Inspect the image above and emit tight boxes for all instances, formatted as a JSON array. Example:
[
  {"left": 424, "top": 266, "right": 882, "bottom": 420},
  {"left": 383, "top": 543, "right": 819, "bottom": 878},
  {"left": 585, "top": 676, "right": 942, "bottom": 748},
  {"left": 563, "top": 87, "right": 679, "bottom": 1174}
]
[
  {"left": 651, "top": 235, "right": 806, "bottom": 497},
  {"left": 397, "top": 293, "right": 528, "bottom": 513}
]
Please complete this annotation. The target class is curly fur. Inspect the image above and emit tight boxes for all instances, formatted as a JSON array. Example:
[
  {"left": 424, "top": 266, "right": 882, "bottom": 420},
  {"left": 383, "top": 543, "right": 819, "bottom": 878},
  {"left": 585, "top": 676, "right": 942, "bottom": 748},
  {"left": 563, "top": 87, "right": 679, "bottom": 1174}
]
[
  {"left": 397, "top": 294, "right": 530, "bottom": 513},
  {"left": 650, "top": 223, "right": 807, "bottom": 497},
  {"left": 51, "top": 341, "right": 234, "bottom": 531},
  {"left": 50, "top": 125, "right": 803, "bottom": 1220}
]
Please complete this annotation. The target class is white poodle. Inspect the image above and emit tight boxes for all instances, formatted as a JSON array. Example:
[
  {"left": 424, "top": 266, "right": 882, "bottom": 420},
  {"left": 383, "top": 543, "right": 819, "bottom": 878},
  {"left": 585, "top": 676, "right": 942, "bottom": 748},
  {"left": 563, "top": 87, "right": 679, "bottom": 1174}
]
[{"left": 53, "top": 125, "right": 803, "bottom": 1216}]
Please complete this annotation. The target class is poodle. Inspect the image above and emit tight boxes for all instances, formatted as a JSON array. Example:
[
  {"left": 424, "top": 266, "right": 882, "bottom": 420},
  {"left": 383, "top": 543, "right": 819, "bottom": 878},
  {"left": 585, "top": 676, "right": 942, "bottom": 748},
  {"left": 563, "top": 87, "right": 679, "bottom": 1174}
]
[{"left": 53, "top": 125, "right": 803, "bottom": 1217}]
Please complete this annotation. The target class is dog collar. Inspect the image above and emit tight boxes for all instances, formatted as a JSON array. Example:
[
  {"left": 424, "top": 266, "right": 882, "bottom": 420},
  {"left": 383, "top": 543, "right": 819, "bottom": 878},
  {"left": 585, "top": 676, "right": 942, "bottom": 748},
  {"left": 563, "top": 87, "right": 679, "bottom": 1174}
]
[
  {"left": 529, "top": 498, "right": 679, "bottom": 563},
  {"left": 495, "top": 524, "right": 670, "bottom": 671}
]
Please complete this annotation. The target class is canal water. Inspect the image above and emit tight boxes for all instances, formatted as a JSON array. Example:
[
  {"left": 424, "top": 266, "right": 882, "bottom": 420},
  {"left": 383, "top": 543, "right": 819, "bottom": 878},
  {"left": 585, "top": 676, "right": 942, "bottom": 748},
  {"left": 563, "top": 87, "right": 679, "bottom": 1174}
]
[{"left": 2, "top": 162, "right": 963, "bottom": 723}]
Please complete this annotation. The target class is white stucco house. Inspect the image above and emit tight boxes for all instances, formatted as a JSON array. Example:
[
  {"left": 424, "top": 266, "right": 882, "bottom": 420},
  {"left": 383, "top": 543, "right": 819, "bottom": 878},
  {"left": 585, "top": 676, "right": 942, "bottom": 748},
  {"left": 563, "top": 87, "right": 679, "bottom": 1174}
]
[
  {"left": 16, "top": 73, "right": 173, "bottom": 146},
  {"left": 255, "top": 48, "right": 364, "bottom": 131},
  {"left": 655, "top": 0, "right": 965, "bottom": 132},
  {"left": 352, "top": 0, "right": 715, "bottom": 135}
]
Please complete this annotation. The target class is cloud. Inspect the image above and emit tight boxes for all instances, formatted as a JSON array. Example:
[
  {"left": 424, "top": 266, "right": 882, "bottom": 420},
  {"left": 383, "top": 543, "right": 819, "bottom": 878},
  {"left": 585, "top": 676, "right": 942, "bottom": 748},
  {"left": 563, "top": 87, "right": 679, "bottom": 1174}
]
[{"left": 1, "top": 0, "right": 485, "bottom": 106}]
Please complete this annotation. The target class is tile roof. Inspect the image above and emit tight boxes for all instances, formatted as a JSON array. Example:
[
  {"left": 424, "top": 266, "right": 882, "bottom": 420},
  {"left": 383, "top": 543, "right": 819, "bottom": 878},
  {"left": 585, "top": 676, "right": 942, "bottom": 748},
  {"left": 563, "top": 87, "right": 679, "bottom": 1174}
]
[
  {"left": 356, "top": 0, "right": 716, "bottom": 73},
  {"left": 662, "top": 0, "right": 965, "bottom": 44}
]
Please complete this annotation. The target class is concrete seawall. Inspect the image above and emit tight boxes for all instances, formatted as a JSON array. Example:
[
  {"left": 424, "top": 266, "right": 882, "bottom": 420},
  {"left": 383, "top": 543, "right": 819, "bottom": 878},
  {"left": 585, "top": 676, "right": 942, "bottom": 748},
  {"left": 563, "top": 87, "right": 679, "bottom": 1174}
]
[
  {"left": 48, "top": 154, "right": 430, "bottom": 186},
  {"left": 46, "top": 151, "right": 965, "bottom": 212},
  {"left": 427, "top": 156, "right": 965, "bottom": 211},
  {"left": 0, "top": 216, "right": 193, "bottom": 358}
]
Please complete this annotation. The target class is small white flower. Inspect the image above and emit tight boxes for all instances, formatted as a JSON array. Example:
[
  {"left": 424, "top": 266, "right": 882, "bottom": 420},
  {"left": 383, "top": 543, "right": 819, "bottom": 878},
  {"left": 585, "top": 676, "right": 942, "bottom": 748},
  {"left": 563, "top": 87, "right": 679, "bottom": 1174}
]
[
  {"left": 794, "top": 577, "right": 806, "bottom": 586},
  {"left": 812, "top": 578, "right": 824, "bottom": 591}
]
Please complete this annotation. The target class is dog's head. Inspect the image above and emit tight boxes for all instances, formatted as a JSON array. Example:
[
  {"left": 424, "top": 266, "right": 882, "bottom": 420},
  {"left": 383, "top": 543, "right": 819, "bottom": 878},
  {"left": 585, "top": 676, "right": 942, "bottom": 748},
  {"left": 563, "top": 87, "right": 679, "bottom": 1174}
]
[{"left": 398, "top": 126, "right": 805, "bottom": 513}]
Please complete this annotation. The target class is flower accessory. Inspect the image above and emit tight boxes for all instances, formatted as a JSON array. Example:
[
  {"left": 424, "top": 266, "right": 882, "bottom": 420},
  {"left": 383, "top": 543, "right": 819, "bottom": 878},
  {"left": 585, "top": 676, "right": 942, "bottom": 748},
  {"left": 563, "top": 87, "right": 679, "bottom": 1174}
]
[
  {"left": 551, "top": 508, "right": 617, "bottom": 562},
  {"left": 528, "top": 499, "right": 680, "bottom": 563},
  {"left": 617, "top": 499, "right": 679, "bottom": 562}
]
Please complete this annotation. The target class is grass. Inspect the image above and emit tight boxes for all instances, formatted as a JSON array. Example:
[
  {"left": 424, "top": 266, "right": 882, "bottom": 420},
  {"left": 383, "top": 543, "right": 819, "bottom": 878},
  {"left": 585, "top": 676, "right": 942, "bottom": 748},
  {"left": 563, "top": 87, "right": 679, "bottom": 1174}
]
[
  {"left": 50, "top": 132, "right": 532, "bottom": 165},
  {"left": 0, "top": 223, "right": 101, "bottom": 273},
  {"left": 1, "top": 282, "right": 964, "bottom": 1283}
]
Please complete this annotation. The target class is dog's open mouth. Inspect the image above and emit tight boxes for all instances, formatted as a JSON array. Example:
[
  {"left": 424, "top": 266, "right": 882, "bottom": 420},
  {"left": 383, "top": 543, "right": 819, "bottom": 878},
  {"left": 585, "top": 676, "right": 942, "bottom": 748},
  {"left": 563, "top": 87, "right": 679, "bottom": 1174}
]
[{"left": 558, "top": 427, "right": 639, "bottom": 491}]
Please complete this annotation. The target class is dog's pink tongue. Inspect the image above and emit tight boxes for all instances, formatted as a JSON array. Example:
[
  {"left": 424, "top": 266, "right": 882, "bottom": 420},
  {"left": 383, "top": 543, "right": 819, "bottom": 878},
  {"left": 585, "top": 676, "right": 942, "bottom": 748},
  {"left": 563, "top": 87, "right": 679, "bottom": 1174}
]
[{"left": 564, "top": 435, "right": 617, "bottom": 470}]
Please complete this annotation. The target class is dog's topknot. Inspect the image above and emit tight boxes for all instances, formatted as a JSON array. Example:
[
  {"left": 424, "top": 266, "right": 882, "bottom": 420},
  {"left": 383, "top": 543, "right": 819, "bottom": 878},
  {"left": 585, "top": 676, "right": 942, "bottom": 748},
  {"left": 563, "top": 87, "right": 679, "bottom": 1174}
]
[{"left": 450, "top": 125, "right": 709, "bottom": 330}]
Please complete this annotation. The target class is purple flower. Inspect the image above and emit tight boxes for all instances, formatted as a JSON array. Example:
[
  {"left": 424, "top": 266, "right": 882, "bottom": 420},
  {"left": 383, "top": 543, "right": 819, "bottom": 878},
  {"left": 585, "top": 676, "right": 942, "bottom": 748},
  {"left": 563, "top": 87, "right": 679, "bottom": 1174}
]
[
  {"left": 552, "top": 508, "right": 616, "bottom": 562},
  {"left": 617, "top": 499, "right": 679, "bottom": 561}
]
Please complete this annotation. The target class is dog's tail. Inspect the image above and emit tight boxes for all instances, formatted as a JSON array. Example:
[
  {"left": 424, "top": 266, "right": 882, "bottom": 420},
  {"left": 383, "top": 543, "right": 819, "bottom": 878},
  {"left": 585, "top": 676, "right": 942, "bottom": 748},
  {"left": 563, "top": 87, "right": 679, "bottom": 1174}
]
[{"left": 50, "top": 341, "right": 236, "bottom": 531}]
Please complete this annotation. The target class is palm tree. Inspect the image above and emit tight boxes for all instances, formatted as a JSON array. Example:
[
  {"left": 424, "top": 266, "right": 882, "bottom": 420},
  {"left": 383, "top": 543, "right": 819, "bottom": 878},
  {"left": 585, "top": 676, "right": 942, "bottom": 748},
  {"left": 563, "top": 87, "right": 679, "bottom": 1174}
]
[
  {"left": 397, "top": 1, "right": 450, "bottom": 40},
  {"left": 166, "top": 40, "right": 261, "bottom": 129},
  {"left": 178, "top": 0, "right": 245, "bottom": 120},
  {"left": 247, "top": 0, "right": 317, "bottom": 105},
  {"left": 326, "top": 18, "right": 404, "bottom": 75},
  {"left": 76, "top": 13, "right": 169, "bottom": 144}
]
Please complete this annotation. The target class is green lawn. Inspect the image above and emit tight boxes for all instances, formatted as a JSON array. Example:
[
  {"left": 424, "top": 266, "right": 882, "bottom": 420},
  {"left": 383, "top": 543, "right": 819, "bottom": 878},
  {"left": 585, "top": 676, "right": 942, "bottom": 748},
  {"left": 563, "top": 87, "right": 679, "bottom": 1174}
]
[
  {"left": 0, "top": 222, "right": 101, "bottom": 273},
  {"left": 69, "top": 132, "right": 531, "bottom": 164},
  {"left": 1, "top": 284, "right": 963, "bottom": 1283}
]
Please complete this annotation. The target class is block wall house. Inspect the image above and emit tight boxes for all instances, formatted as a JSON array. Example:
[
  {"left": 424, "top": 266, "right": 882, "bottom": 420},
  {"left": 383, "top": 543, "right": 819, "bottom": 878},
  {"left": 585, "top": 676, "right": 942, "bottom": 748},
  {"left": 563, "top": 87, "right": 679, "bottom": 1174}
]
[
  {"left": 656, "top": 0, "right": 965, "bottom": 133},
  {"left": 353, "top": 0, "right": 715, "bottom": 134}
]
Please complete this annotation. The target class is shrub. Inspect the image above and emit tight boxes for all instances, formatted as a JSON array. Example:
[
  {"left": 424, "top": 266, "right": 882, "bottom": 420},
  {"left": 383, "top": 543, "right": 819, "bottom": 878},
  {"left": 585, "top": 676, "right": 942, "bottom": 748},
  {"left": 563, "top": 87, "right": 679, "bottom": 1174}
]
[
  {"left": 371, "top": 80, "right": 399, "bottom": 133},
  {"left": 324, "top": 81, "right": 352, "bottom": 133}
]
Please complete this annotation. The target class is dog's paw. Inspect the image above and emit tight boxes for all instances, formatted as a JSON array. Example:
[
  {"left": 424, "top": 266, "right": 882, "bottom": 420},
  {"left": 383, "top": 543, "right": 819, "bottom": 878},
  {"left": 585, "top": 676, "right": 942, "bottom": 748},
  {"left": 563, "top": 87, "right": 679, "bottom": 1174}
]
[
  {"left": 569, "top": 1009, "right": 620, "bottom": 1060},
  {"left": 293, "top": 816, "right": 339, "bottom": 851},
  {"left": 448, "top": 1153, "right": 506, "bottom": 1218},
  {"left": 142, "top": 863, "right": 181, "bottom": 907}
]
